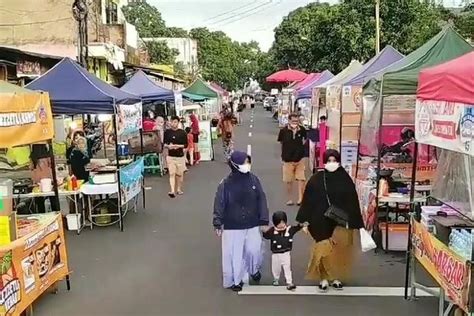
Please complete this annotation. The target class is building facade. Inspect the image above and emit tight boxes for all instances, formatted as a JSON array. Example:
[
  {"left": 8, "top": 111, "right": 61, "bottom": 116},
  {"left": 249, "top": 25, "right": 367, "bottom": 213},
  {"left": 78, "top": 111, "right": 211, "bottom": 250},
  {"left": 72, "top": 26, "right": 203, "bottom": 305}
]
[
  {"left": 0, "top": 0, "right": 140, "bottom": 84},
  {"left": 143, "top": 37, "right": 198, "bottom": 73}
]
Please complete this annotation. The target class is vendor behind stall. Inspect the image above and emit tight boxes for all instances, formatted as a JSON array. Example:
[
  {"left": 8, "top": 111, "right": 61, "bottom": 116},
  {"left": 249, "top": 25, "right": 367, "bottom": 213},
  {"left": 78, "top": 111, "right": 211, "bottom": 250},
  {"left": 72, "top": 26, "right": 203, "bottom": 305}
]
[
  {"left": 69, "top": 136, "right": 90, "bottom": 181},
  {"left": 30, "top": 144, "right": 59, "bottom": 213}
]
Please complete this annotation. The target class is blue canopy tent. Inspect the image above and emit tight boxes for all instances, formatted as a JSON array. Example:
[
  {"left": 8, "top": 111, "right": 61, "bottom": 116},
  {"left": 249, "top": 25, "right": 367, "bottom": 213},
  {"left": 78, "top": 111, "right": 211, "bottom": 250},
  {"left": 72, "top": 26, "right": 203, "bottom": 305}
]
[
  {"left": 27, "top": 57, "right": 143, "bottom": 231},
  {"left": 121, "top": 70, "right": 175, "bottom": 103},
  {"left": 27, "top": 57, "right": 140, "bottom": 114}
]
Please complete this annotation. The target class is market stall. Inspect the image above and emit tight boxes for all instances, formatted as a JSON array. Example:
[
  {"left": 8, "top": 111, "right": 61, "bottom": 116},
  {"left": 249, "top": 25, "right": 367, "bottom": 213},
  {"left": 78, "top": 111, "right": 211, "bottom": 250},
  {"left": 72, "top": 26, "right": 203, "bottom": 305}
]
[
  {"left": 406, "top": 51, "right": 473, "bottom": 316},
  {"left": 0, "top": 81, "right": 70, "bottom": 314},
  {"left": 27, "top": 57, "right": 143, "bottom": 231},
  {"left": 337, "top": 46, "right": 404, "bottom": 169},
  {"left": 356, "top": 26, "right": 472, "bottom": 251},
  {"left": 182, "top": 78, "right": 221, "bottom": 116}
]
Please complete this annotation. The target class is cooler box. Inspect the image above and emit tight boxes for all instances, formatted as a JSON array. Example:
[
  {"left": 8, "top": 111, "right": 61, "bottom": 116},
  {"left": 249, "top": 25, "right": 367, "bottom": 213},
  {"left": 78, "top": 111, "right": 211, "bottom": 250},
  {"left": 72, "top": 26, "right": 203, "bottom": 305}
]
[{"left": 379, "top": 223, "right": 409, "bottom": 251}]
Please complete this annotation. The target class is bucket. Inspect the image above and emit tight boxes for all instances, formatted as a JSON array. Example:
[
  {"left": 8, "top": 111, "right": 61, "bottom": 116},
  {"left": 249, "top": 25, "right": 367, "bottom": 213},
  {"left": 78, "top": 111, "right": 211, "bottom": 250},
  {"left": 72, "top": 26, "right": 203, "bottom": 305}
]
[
  {"left": 66, "top": 214, "right": 81, "bottom": 231},
  {"left": 40, "top": 178, "right": 52, "bottom": 192}
]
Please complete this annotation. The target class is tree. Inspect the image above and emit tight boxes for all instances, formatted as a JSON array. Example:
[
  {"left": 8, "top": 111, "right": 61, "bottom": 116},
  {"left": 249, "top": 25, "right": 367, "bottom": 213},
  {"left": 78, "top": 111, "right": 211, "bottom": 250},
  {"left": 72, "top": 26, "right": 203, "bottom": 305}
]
[
  {"left": 145, "top": 41, "right": 179, "bottom": 65},
  {"left": 271, "top": 1, "right": 450, "bottom": 74},
  {"left": 122, "top": 2, "right": 168, "bottom": 37},
  {"left": 454, "top": 4, "right": 474, "bottom": 42}
]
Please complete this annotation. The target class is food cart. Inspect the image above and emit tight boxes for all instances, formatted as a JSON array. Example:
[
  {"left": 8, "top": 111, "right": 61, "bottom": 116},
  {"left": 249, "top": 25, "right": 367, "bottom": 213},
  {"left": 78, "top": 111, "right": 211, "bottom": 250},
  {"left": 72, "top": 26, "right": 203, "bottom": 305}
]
[
  {"left": 406, "top": 51, "right": 474, "bottom": 316},
  {"left": 0, "top": 81, "right": 70, "bottom": 315}
]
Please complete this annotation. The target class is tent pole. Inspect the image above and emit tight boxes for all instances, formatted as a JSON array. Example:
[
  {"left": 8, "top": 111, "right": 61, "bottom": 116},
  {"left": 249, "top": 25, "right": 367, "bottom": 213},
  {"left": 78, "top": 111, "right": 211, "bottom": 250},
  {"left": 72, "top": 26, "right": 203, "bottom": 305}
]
[
  {"left": 405, "top": 142, "right": 419, "bottom": 299},
  {"left": 374, "top": 95, "right": 385, "bottom": 250},
  {"left": 355, "top": 99, "right": 365, "bottom": 179},
  {"left": 113, "top": 102, "right": 124, "bottom": 232},
  {"left": 48, "top": 139, "right": 60, "bottom": 212},
  {"left": 140, "top": 127, "right": 145, "bottom": 209}
]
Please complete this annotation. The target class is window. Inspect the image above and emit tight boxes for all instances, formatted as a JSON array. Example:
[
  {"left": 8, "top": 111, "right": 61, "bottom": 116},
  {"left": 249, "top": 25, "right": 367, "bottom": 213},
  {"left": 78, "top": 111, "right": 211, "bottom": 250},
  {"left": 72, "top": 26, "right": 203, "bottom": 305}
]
[{"left": 105, "top": 0, "right": 118, "bottom": 24}]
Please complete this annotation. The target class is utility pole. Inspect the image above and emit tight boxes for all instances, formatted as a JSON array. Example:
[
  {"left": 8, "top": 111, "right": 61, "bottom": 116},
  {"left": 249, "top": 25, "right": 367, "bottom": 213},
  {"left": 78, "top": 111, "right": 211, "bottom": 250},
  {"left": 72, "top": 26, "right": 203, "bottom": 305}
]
[
  {"left": 72, "top": 0, "right": 89, "bottom": 67},
  {"left": 375, "top": 0, "right": 381, "bottom": 54}
]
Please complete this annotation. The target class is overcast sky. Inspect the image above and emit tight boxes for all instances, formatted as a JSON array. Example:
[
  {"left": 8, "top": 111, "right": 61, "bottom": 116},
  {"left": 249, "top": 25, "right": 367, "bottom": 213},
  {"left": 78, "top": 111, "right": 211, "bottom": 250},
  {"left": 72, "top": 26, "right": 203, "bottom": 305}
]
[{"left": 150, "top": 0, "right": 466, "bottom": 51}]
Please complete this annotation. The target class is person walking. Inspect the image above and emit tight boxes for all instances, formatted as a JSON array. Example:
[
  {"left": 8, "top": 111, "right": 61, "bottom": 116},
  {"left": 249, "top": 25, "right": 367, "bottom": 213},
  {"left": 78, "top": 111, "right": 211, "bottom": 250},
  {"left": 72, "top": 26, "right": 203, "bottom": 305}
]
[
  {"left": 213, "top": 151, "right": 269, "bottom": 292},
  {"left": 277, "top": 113, "right": 307, "bottom": 206},
  {"left": 219, "top": 107, "right": 235, "bottom": 160},
  {"left": 296, "top": 149, "right": 364, "bottom": 292},
  {"left": 189, "top": 113, "right": 201, "bottom": 164},
  {"left": 163, "top": 116, "right": 188, "bottom": 198}
]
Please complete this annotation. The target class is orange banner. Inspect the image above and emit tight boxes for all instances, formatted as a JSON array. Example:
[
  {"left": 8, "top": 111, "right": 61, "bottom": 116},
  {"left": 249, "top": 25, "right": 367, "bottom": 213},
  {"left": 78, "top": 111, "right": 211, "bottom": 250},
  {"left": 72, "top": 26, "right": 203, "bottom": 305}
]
[
  {"left": 411, "top": 218, "right": 471, "bottom": 313},
  {"left": 0, "top": 213, "right": 69, "bottom": 315},
  {"left": 0, "top": 92, "right": 54, "bottom": 148}
]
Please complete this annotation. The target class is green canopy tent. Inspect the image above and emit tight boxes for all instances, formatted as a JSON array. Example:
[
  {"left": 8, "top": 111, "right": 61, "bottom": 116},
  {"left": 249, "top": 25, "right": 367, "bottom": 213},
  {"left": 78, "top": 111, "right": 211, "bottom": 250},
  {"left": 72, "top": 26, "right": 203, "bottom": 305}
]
[
  {"left": 360, "top": 26, "right": 473, "bottom": 158},
  {"left": 182, "top": 78, "right": 221, "bottom": 114}
]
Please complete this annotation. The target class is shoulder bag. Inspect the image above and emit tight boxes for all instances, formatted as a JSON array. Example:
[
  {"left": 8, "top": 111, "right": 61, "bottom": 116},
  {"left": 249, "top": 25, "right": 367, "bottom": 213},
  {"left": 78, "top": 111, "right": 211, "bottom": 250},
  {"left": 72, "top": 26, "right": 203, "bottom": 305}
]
[{"left": 323, "top": 171, "right": 349, "bottom": 228}]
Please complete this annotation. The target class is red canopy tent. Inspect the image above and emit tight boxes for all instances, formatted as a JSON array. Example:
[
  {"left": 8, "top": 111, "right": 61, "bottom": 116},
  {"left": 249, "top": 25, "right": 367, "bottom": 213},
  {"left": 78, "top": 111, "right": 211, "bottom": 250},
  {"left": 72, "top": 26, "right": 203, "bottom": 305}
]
[
  {"left": 417, "top": 51, "right": 474, "bottom": 104},
  {"left": 266, "top": 69, "right": 307, "bottom": 83}
]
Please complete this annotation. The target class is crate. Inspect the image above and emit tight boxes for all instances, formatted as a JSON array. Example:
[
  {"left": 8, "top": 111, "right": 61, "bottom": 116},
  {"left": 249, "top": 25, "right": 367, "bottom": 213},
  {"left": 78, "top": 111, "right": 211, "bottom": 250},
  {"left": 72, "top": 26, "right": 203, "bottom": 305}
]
[{"left": 379, "top": 223, "right": 409, "bottom": 251}]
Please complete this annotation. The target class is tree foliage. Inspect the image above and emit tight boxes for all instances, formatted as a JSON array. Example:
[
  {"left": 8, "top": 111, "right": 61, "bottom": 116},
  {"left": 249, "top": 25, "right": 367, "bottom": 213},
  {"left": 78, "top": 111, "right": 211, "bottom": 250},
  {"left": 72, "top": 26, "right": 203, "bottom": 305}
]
[
  {"left": 271, "top": 0, "right": 466, "bottom": 74},
  {"left": 189, "top": 28, "right": 266, "bottom": 90},
  {"left": 145, "top": 41, "right": 179, "bottom": 65}
]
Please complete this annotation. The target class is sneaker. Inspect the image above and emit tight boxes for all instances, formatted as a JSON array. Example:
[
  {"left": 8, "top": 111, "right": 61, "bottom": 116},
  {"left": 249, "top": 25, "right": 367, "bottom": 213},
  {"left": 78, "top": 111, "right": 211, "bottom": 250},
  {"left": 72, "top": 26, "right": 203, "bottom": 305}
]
[
  {"left": 331, "top": 280, "right": 343, "bottom": 290},
  {"left": 286, "top": 200, "right": 295, "bottom": 206},
  {"left": 250, "top": 271, "right": 261, "bottom": 283},
  {"left": 168, "top": 192, "right": 176, "bottom": 198},
  {"left": 318, "top": 279, "right": 329, "bottom": 292},
  {"left": 272, "top": 279, "right": 279, "bottom": 286},
  {"left": 286, "top": 284, "right": 297, "bottom": 291}
]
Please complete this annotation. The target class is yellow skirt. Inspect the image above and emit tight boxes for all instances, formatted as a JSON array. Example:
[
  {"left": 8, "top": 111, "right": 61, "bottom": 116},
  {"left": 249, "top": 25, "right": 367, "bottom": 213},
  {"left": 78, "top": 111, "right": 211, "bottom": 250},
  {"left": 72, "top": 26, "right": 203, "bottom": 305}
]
[{"left": 306, "top": 226, "right": 356, "bottom": 282}]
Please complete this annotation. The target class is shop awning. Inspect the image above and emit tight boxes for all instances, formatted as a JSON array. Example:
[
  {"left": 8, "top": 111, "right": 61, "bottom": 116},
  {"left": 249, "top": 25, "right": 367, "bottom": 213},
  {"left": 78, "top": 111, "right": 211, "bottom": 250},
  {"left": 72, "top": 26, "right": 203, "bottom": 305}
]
[
  {"left": 121, "top": 70, "right": 175, "bottom": 103},
  {"left": 295, "top": 70, "right": 334, "bottom": 100},
  {"left": 343, "top": 45, "right": 404, "bottom": 87},
  {"left": 417, "top": 51, "right": 474, "bottom": 104},
  {"left": 0, "top": 81, "right": 54, "bottom": 147},
  {"left": 26, "top": 58, "right": 140, "bottom": 114},
  {"left": 364, "top": 26, "right": 473, "bottom": 96},
  {"left": 182, "top": 78, "right": 219, "bottom": 101}
]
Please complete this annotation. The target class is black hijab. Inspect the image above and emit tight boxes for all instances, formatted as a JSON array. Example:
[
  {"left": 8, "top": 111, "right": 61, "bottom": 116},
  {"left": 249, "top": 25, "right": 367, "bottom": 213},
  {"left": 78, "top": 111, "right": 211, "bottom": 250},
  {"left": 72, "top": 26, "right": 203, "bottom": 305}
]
[{"left": 296, "top": 150, "right": 363, "bottom": 242}]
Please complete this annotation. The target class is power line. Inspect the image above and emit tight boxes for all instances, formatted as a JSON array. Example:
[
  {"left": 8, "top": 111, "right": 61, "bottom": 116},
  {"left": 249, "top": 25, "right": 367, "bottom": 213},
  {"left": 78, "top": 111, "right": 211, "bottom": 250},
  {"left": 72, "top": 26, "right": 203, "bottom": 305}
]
[
  {"left": 202, "top": 1, "right": 262, "bottom": 23},
  {"left": 0, "top": 17, "right": 71, "bottom": 27},
  {"left": 208, "top": 1, "right": 273, "bottom": 26},
  {"left": 212, "top": 1, "right": 280, "bottom": 28}
]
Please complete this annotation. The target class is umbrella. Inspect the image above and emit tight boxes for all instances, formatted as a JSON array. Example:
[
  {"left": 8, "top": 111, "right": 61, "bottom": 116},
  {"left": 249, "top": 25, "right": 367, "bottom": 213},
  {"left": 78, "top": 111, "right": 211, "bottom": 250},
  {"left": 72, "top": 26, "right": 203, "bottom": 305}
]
[{"left": 266, "top": 69, "right": 307, "bottom": 83}]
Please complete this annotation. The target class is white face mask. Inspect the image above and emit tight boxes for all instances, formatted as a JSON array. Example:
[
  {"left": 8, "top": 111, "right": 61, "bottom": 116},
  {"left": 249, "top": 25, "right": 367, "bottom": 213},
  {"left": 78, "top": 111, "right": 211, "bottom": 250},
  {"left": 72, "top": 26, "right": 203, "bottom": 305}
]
[
  {"left": 325, "top": 162, "right": 339, "bottom": 172},
  {"left": 237, "top": 163, "right": 251, "bottom": 174}
]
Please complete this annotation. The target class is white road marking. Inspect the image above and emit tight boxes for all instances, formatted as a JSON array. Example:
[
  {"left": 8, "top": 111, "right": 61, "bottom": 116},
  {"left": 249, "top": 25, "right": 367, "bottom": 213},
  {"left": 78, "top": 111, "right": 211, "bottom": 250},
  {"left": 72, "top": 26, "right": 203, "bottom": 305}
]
[
  {"left": 145, "top": 187, "right": 152, "bottom": 190},
  {"left": 247, "top": 144, "right": 251, "bottom": 155},
  {"left": 250, "top": 124, "right": 253, "bottom": 128},
  {"left": 248, "top": 132, "right": 252, "bottom": 137},
  {"left": 239, "top": 286, "right": 438, "bottom": 296}
]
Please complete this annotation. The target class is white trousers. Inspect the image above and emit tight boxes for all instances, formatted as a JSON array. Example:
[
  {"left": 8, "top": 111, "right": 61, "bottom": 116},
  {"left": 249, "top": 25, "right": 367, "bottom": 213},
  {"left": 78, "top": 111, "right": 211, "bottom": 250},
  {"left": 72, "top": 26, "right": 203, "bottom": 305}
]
[{"left": 272, "top": 252, "right": 293, "bottom": 284}]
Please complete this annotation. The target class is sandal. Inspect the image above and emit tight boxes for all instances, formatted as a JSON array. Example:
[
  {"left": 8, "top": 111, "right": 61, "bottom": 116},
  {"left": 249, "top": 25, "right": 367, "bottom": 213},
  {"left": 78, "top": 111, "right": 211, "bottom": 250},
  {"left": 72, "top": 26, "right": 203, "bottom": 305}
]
[
  {"left": 286, "top": 284, "right": 297, "bottom": 291},
  {"left": 318, "top": 280, "right": 329, "bottom": 292},
  {"left": 286, "top": 200, "right": 295, "bottom": 206},
  {"left": 177, "top": 191, "right": 184, "bottom": 195}
]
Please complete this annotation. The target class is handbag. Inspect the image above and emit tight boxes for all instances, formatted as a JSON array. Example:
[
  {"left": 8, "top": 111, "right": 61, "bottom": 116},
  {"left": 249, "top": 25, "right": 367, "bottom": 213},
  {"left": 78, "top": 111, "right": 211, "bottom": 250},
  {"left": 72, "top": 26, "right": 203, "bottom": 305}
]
[
  {"left": 323, "top": 171, "right": 350, "bottom": 227},
  {"left": 360, "top": 228, "right": 376, "bottom": 252}
]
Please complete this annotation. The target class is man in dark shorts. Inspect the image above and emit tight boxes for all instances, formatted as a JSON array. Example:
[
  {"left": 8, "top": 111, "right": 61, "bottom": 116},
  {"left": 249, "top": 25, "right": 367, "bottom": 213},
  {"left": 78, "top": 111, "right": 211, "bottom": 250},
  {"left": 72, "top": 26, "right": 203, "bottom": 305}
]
[{"left": 163, "top": 116, "right": 188, "bottom": 198}]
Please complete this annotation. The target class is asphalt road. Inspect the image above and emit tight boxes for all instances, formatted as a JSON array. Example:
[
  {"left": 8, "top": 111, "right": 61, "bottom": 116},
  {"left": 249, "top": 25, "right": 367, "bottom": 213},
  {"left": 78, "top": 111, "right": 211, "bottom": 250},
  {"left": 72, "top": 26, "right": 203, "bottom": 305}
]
[{"left": 35, "top": 107, "right": 438, "bottom": 316}]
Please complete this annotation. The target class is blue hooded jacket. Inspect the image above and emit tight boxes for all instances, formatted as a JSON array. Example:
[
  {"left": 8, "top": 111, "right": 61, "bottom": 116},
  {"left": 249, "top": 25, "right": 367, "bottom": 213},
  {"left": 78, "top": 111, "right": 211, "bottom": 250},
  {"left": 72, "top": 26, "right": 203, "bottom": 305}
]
[{"left": 213, "top": 152, "right": 269, "bottom": 230}]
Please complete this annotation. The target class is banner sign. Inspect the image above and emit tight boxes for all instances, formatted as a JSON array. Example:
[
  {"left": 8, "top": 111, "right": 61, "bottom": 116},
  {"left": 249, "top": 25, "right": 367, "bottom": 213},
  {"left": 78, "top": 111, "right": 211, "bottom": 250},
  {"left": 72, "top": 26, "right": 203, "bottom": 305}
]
[
  {"left": 384, "top": 95, "right": 416, "bottom": 111},
  {"left": 416, "top": 99, "right": 473, "bottom": 156},
  {"left": 326, "top": 85, "right": 341, "bottom": 111},
  {"left": 0, "top": 213, "right": 69, "bottom": 316},
  {"left": 0, "top": 93, "right": 54, "bottom": 148},
  {"left": 174, "top": 93, "right": 183, "bottom": 114},
  {"left": 198, "top": 121, "right": 213, "bottom": 161},
  {"left": 341, "top": 85, "right": 362, "bottom": 113},
  {"left": 119, "top": 157, "right": 144, "bottom": 205},
  {"left": 116, "top": 102, "right": 142, "bottom": 137},
  {"left": 411, "top": 218, "right": 471, "bottom": 313},
  {"left": 311, "top": 87, "right": 320, "bottom": 108}
]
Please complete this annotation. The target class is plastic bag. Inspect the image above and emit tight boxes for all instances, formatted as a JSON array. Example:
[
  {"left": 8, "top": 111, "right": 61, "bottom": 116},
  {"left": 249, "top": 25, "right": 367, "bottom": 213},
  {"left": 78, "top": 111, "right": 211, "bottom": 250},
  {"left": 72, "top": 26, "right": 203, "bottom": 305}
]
[{"left": 360, "top": 228, "right": 376, "bottom": 252}]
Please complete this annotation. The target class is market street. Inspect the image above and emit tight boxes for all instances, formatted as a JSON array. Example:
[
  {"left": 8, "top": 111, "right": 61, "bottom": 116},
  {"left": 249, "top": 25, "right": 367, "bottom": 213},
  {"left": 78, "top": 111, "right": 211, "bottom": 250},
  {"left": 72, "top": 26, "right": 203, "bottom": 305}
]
[{"left": 35, "top": 107, "right": 438, "bottom": 316}]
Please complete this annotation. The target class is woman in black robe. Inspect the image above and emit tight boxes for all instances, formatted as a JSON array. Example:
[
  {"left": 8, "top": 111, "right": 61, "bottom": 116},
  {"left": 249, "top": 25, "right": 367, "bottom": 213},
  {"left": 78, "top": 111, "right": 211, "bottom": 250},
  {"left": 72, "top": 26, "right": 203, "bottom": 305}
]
[{"left": 296, "top": 149, "right": 363, "bottom": 292}]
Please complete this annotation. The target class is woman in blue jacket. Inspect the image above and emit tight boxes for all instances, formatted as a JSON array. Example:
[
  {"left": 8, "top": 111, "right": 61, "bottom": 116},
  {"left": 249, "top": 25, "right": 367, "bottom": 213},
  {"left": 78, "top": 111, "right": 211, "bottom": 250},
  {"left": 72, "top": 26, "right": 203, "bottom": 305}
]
[{"left": 213, "top": 151, "right": 269, "bottom": 292}]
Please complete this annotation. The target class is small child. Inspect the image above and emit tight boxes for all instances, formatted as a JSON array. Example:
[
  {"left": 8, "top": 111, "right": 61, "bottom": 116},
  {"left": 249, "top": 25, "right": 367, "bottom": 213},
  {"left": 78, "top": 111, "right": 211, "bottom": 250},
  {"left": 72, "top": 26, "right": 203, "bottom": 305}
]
[{"left": 263, "top": 211, "right": 302, "bottom": 291}]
